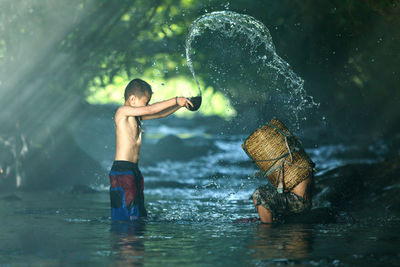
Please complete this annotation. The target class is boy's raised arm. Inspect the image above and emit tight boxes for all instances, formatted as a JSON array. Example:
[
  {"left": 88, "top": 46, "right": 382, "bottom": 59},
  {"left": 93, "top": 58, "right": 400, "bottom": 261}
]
[
  {"left": 142, "top": 97, "right": 194, "bottom": 120},
  {"left": 142, "top": 105, "right": 180, "bottom": 120},
  {"left": 116, "top": 98, "right": 176, "bottom": 118},
  {"left": 116, "top": 97, "right": 193, "bottom": 119}
]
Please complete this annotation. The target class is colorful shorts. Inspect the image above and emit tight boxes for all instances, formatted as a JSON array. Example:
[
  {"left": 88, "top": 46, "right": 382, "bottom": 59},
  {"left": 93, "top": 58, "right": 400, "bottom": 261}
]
[
  {"left": 109, "top": 160, "right": 147, "bottom": 221},
  {"left": 251, "top": 184, "right": 311, "bottom": 219}
]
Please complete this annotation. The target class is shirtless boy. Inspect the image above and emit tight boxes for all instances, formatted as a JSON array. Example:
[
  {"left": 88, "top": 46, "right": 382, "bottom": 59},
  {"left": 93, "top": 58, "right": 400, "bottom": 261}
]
[
  {"left": 109, "top": 78, "right": 193, "bottom": 221},
  {"left": 251, "top": 174, "right": 313, "bottom": 223}
]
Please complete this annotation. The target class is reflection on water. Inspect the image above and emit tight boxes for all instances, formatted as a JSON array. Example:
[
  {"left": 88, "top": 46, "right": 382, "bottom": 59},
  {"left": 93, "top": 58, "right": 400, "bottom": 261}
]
[
  {"left": 251, "top": 224, "right": 313, "bottom": 262},
  {"left": 110, "top": 221, "right": 146, "bottom": 266}
]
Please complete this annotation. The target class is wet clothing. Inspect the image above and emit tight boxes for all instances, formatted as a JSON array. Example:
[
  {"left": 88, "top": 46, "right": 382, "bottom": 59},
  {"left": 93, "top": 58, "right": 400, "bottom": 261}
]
[
  {"left": 109, "top": 160, "right": 147, "bottom": 221},
  {"left": 252, "top": 184, "right": 311, "bottom": 219}
]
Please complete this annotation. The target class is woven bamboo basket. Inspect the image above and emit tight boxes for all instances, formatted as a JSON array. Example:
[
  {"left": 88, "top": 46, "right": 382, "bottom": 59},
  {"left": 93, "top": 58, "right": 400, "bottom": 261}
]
[{"left": 242, "top": 118, "right": 314, "bottom": 192}]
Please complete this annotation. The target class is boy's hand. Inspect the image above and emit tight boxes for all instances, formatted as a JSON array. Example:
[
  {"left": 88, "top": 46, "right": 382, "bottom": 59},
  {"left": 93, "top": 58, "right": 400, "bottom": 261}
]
[{"left": 177, "top": 97, "right": 194, "bottom": 109}]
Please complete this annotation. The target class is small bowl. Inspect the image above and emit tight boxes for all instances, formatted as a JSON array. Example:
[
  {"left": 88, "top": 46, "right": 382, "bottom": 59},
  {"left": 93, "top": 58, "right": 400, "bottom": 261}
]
[{"left": 188, "top": 96, "right": 202, "bottom": 111}]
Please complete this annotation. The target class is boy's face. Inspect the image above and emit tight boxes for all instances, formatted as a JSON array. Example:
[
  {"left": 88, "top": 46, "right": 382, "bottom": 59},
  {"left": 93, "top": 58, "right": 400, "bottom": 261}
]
[{"left": 129, "top": 93, "right": 151, "bottom": 107}]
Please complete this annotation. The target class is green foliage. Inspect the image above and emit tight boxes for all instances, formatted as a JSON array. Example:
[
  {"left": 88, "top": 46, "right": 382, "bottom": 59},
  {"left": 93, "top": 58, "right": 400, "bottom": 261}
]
[
  {"left": 0, "top": 0, "right": 399, "bottom": 135},
  {"left": 87, "top": 73, "right": 236, "bottom": 119}
]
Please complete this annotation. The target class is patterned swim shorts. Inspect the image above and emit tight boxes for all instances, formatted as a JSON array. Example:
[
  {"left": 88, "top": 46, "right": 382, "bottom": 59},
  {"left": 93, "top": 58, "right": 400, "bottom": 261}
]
[
  {"left": 109, "top": 160, "right": 147, "bottom": 221},
  {"left": 251, "top": 184, "right": 311, "bottom": 219}
]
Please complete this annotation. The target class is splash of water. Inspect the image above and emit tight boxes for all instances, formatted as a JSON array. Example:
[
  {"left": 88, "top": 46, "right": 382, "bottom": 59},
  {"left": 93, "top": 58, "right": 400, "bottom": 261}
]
[{"left": 185, "top": 11, "right": 319, "bottom": 127}]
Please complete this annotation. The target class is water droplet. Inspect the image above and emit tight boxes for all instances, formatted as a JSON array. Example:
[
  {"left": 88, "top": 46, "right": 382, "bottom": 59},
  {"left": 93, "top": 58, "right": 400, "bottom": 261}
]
[{"left": 185, "top": 11, "right": 319, "bottom": 128}]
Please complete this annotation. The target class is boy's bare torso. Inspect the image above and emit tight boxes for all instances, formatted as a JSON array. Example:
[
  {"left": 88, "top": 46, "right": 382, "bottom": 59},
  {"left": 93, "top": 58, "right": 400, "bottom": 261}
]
[
  {"left": 114, "top": 114, "right": 142, "bottom": 163},
  {"left": 112, "top": 95, "right": 193, "bottom": 164}
]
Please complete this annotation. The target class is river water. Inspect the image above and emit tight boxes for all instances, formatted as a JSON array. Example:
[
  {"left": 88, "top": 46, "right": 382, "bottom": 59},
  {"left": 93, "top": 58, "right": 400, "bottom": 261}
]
[{"left": 1, "top": 112, "right": 399, "bottom": 266}]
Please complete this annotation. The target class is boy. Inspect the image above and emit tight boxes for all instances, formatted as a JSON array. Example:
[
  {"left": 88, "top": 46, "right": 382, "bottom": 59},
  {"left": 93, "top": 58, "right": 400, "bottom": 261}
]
[{"left": 109, "top": 78, "right": 193, "bottom": 221}]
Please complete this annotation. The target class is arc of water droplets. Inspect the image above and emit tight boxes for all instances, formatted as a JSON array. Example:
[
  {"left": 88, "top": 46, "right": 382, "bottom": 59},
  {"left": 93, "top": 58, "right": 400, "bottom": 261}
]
[{"left": 185, "top": 11, "right": 319, "bottom": 125}]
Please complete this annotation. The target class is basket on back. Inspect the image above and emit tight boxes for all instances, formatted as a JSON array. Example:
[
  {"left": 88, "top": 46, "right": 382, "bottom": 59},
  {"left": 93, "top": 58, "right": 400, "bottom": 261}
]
[{"left": 242, "top": 118, "right": 314, "bottom": 192}]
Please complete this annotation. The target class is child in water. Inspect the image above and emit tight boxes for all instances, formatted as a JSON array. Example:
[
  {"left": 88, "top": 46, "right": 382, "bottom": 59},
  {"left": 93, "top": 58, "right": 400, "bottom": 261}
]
[
  {"left": 251, "top": 174, "right": 313, "bottom": 223},
  {"left": 109, "top": 78, "right": 193, "bottom": 221},
  {"left": 235, "top": 175, "right": 313, "bottom": 224}
]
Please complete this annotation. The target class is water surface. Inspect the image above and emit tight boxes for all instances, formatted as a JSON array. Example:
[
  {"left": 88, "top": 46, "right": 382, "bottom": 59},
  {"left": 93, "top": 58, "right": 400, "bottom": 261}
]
[{"left": 1, "top": 115, "right": 399, "bottom": 266}]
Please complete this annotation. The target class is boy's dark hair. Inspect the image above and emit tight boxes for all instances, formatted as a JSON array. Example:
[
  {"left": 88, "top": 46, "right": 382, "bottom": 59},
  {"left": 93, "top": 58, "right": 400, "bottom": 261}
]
[{"left": 124, "top": 78, "right": 153, "bottom": 101}]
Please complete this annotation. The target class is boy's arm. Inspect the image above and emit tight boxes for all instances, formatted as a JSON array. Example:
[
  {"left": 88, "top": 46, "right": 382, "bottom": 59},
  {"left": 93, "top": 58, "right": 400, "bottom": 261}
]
[
  {"left": 116, "top": 97, "right": 192, "bottom": 119},
  {"left": 142, "top": 105, "right": 181, "bottom": 120},
  {"left": 116, "top": 98, "right": 176, "bottom": 119}
]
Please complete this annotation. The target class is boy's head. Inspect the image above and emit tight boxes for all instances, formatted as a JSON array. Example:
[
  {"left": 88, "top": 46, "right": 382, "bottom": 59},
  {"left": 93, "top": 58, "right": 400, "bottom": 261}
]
[{"left": 124, "top": 78, "right": 153, "bottom": 106}]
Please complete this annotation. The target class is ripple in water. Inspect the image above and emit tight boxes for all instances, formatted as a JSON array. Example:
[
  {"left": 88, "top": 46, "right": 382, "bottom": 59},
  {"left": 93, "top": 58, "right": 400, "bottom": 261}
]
[{"left": 185, "top": 11, "right": 319, "bottom": 128}]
